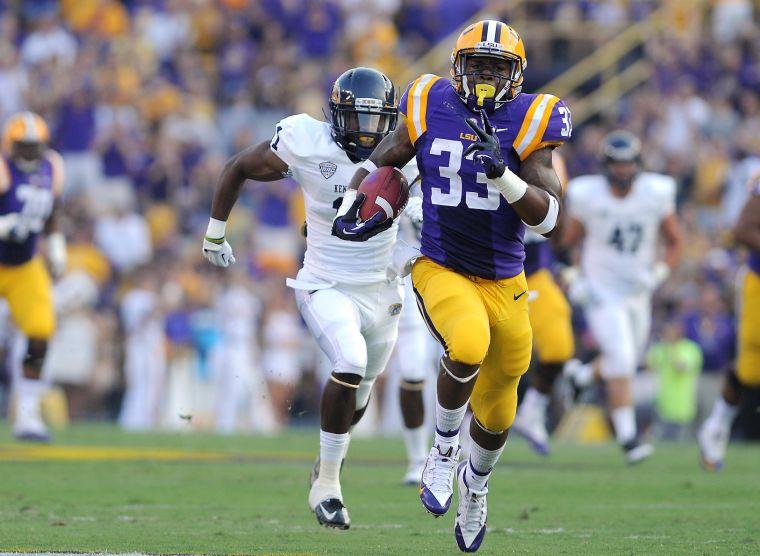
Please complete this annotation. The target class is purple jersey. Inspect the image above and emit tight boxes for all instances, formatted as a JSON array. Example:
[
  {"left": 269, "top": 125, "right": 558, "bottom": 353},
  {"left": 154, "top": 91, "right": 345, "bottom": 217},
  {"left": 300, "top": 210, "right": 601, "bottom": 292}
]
[
  {"left": 523, "top": 235, "right": 553, "bottom": 276},
  {"left": 0, "top": 151, "right": 63, "bottom": 265},
  {"left": 400, "top": 75, "right": 571, "bottom": 279},
  {"left": 750, "top": 181, "right": 760, "bottom": 276}
]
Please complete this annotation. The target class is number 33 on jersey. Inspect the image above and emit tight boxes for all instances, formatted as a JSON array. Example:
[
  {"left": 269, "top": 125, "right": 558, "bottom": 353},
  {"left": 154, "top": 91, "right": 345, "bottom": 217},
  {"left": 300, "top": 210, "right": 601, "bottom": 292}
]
[{"left": 399, "top": 74, "right": 571, "bottom": 280}]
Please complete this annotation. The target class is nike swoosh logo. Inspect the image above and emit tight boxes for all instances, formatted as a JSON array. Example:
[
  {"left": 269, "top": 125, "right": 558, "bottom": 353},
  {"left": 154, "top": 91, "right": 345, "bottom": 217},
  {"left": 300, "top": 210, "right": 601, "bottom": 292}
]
[
  {"left": 514, "top": 290, "right": 527, "bottom": 301},
  {"left": 321, "top": 507, "right": 338, "bottom": 520},
  {"left": 494, "top": 128, "right": 509, "bottom": 133}
]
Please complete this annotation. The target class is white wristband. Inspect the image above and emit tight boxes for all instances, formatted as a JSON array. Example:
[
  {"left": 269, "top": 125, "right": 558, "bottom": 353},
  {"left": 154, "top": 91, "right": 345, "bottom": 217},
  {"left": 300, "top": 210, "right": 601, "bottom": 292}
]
[
  {"left": 491, "top": 169, "right": 528, "bottom": 204},
  {"left": 336, "top": 189, "right": 358, "bottom": 218},
  {"left": 360, "top": 159, "right": 378, "bottom": 173},
  {"left": 206, "top": 217, "right": 227, "bottom": 239},
  {"left": 525, "top": 193, "right": 559, "bottom": 235}
]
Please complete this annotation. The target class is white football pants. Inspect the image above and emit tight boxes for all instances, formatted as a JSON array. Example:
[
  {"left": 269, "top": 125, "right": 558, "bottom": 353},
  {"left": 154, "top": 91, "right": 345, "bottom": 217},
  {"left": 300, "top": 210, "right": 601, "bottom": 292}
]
[{"left": 293, "top": 269, "right": 403, "bottom": 410}]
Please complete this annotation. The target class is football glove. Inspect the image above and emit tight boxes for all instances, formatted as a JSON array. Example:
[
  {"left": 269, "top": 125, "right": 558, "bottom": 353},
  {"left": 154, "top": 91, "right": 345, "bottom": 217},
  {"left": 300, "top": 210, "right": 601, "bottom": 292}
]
[
  {"left": 203, "top": 236, "right": 236, "bottom": 267},
  {"left": 332, "top": 192, "right": 392, "bottom": 242},
  {"left": 463, "top": 111, "right": 506, "bottom": 179}
]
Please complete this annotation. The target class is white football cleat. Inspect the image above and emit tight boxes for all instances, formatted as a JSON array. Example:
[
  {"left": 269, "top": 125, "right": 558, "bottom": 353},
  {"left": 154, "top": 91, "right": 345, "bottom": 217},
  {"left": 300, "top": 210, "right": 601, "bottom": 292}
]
[
  {"left": 454, "top": 461, "right": 488, "bottom": 552},
  {"left": 13, "top": 397, "right": 49, "bottom": 442},
  {"left": 698, "top": 419, "right": 729, "bottom": 471},
  {"left": 623, "top": 440, "right": 654, "bottom": 465},
  {"left": 308, "top": 475, "right": 349, "bottom": 530},
  {"left": 402, "top": 459, "right": 426, "bottom": 486},
  {"left": 511, "top": 409, "right": 550, "bottom": 456},
  {"left": 420, "top": 443, "right": 460, "bottom": 516}
]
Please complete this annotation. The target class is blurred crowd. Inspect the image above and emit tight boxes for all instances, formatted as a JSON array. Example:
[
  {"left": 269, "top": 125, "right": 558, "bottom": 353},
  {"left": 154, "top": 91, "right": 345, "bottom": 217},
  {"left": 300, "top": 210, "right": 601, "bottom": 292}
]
[{"left": 0, "top": 0, "right": 757, "bottom": 437}]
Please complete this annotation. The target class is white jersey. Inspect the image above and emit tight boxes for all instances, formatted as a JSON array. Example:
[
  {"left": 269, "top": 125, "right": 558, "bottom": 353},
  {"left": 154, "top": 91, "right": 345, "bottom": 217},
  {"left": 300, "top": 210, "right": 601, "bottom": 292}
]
[
  {"left": 271, "top": 114, "right": 419, "bottom": 285},
  {"left": 567, "top": 172, "right": 676, "bottom": 296}
]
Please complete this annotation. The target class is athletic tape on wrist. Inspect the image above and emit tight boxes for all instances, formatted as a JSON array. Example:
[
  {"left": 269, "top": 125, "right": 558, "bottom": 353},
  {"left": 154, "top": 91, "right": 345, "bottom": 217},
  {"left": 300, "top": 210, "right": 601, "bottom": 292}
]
[
  {"left": 206, "top": 217, "right": 226, "bottom": 240},
  {"left": 526, "top": 194, "right": 559, "bottom": 234},
  {"left": 360, "top": 159, "right": 378, "bottom": 173},
  {"left": 492, "top": 170, "right": 528, "bottom": 204}
]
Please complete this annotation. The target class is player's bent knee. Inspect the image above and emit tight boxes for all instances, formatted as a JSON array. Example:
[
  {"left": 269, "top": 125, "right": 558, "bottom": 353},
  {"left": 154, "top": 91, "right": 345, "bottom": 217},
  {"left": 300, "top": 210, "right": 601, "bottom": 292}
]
[
  {"left": 474, "top": 403, "right": 518, "bottom": 433},
  {"left": 446, "top": 319, "right": 489, "bottom": 366}
]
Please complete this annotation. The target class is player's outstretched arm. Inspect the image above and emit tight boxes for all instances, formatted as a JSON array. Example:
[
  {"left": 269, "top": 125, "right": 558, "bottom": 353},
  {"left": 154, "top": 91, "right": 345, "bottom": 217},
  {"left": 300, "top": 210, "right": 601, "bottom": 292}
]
[
  {"left": 203, "top": 141, "right": 289, "bottom": 267},
  {"left": 734, "top": 189, "right": 760, "bottom": 253},
  {"left": 333, "top": 120, "right": 416, "bottom": 242}
]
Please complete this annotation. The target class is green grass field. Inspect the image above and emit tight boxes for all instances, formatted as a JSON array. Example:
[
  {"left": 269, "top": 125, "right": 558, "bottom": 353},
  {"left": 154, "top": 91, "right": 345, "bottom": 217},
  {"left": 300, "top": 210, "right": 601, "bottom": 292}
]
[{"left": 0, "top": 424, "right": 757, "bottom": 555}]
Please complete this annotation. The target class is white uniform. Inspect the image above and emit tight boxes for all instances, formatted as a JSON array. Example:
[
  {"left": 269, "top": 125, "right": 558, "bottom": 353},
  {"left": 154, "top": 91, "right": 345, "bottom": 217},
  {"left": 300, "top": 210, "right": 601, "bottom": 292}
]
[
  {"left": 567, "top": 172, "right": 676, "bottom": 378},
  {"left": 272, "top": 114, "right": 418, "bottom": 409}
]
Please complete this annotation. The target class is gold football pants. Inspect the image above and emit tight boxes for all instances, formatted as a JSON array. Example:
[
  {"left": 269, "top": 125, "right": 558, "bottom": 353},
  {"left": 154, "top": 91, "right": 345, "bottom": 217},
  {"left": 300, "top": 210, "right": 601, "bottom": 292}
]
[{"left": 412, "top": 257, "right": 532, "bottom": 431}]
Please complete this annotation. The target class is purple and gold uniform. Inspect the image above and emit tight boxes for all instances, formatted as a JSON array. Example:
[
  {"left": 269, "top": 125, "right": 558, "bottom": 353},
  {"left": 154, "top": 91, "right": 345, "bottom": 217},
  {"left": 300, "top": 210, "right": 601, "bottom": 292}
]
[
  {"left": 737, "top": 180, "right": 760, "bottom": 386},
  {"left": 524, "top": 232, "right": 574, "bottom": 364},
  {"left": 0, "top": 151, "right": 63, "bottom": 339},
  {"left": 403, "top": 74, "right": 571, "bottom": 430}
]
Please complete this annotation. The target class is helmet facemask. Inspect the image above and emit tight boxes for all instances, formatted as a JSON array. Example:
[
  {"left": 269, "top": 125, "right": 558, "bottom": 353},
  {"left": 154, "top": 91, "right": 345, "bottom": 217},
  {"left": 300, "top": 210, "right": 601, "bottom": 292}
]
[
  {"left": 330, "top": 98, "right": 397, "bottom": 161},
  {"left": 11, "top": 141, "right": 45, "bottom": 173},
  {"left": 453, "top": 50, "right": 524, "bottom": 112}
]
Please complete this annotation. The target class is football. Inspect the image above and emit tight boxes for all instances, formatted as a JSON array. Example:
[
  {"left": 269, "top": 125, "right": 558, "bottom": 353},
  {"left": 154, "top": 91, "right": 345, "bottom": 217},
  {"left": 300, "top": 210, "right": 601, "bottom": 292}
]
[{"left": 357, "top": 166, "right": 410, "bottom": 222}]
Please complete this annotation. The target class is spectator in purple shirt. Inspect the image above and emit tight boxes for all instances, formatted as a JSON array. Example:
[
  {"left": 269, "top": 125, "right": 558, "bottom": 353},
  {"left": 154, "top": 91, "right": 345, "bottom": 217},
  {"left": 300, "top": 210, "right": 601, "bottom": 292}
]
[
  {"left": 54, "top": 86, "right": 102, "bottom": 195},
  {"left": 682, "top": 284, "right": 736, "bottom": 373}
]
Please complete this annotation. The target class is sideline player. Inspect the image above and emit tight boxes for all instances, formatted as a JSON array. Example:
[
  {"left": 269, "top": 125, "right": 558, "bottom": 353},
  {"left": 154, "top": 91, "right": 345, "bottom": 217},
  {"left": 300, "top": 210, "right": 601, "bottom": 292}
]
[
  {"left": 336, "top": 20, "right": 570, "bottom": 552},
  {"left": 562, "top": 130, "right": 683, "bottom": 464},
  {"left": 698, "top": 174, "right": 760, "bottom": 470},
  {"left": 202, "top": 67, "right": 417, "bottom": 530},
  {"left": 0, "top": 111, "right": 67, "bottom": 441},
  {"left": 511, "top": 152, "right": 574, "bottom": 455}
]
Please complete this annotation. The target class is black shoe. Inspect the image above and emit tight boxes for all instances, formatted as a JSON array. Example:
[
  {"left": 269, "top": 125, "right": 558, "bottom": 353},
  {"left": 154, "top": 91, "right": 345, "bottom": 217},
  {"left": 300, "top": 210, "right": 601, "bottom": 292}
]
[{"left": 314, "top": 497, "right": 350, "bottom": 529}]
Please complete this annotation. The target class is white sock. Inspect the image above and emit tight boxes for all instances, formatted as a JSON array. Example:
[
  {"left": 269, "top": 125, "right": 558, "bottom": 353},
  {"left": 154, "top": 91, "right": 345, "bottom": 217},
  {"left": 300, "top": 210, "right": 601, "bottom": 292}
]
[
  {"left": 17, "top": 377, "right": 45, "bottom": 411},
  {"left": 611, "top": 406, "right": 637, "bottom": 446},
  {"left": 435, "top": 400, "right": 468, "bottom": 452},
  {"left": 465, "top": 439, "right": 504, "bottom": 492},
  {"left": 520, "top": 387, "right": 549, "bottom": 417},
  {"left": 402, "top": 425, "right": 428, "bottom": 465},
  {"left": 708, "top": 396, "right": 738, "bottom": 430},
  {"left": 317, "top": 430, "right": 351, "bottom": 487}
]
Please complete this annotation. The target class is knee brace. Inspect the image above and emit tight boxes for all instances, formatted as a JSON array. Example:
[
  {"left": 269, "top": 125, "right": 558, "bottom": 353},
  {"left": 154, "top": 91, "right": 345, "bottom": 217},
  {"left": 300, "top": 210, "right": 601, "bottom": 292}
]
[
  {"left": 400, "top": 379, "right": 425, "bottom": 391},
  {"left": 441, "top": 357, "right": 480, "bottom": 384}
]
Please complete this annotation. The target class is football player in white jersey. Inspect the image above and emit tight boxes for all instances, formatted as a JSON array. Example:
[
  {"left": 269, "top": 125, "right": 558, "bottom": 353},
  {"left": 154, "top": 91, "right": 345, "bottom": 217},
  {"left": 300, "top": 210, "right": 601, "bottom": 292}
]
[
  {"left": 202, "top": 67, "right": 418, "bottom": 530},
  {"left": 562, "top": 131, "right": 682, "bottom": 464}
]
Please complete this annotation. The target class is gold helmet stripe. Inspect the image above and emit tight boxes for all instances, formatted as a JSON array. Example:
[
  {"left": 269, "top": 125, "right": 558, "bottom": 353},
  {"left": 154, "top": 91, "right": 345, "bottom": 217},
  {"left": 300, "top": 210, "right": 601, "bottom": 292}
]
[
  {"left": 406, "top": 74, "right": 440, "bottom": 145},
  {"left": 515, "top": 94, "right": 560, "bottom": 160},
  {"left": 22, "top": 111, "right": 40, "bottom": 142}
]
